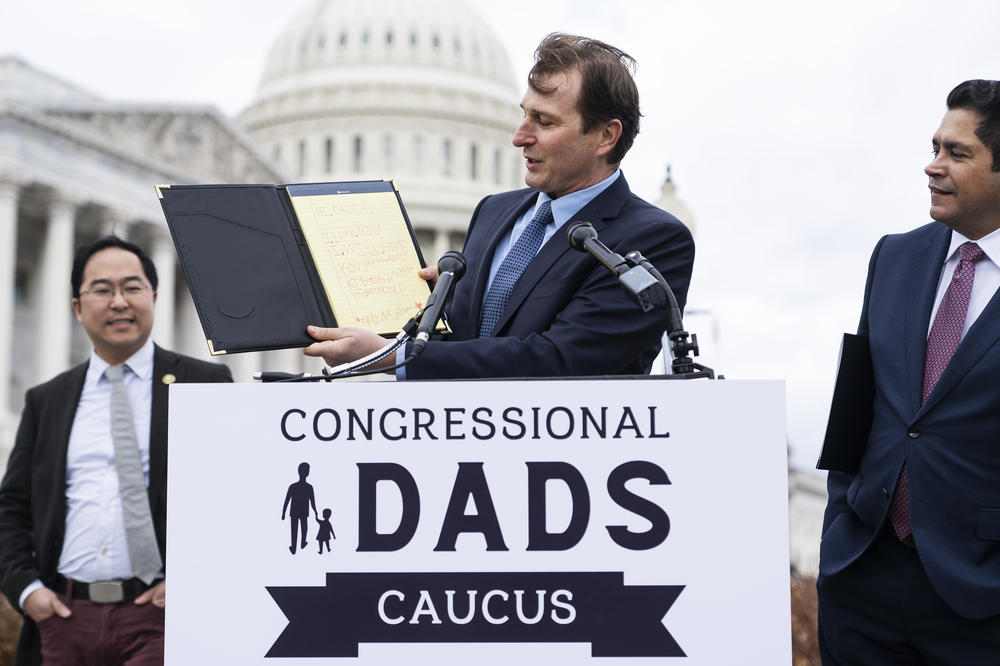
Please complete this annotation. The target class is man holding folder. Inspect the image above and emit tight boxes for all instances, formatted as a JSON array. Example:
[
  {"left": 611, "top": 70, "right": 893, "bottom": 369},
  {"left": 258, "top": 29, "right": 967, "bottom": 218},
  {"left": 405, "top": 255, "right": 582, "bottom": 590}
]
[{"left": 304, "top": 33, "right": 695, "bottom": 379}]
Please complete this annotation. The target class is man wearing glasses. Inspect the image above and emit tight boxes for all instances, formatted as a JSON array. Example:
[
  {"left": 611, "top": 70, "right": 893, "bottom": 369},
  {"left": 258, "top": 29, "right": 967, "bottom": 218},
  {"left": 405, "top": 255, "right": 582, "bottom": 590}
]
[{"left": 0, "top": 236, "right": 232, "bottom": 665}]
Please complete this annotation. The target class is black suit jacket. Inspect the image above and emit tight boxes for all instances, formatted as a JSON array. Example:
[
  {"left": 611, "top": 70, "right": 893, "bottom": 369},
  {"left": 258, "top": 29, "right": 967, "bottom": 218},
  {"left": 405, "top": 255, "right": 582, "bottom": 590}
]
[
  {"left": 820, "top": 221, "right": 1000, "bottom": 620},
  {"left": 406, "top": 173, "right": 695, "bottom": 379},
  {"left": 0, "top": 345, "right": 232, "bottom": 666}
]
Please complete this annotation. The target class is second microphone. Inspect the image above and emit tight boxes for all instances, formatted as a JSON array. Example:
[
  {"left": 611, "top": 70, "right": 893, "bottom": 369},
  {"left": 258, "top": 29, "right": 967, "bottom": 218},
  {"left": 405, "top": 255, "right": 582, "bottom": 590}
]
[{"left": 408, "top": 250, "right": 467, "bottom": 360}]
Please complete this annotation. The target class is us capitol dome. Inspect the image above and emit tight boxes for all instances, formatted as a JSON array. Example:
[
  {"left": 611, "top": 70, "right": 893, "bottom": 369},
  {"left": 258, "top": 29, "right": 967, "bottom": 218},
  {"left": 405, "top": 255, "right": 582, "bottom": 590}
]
[{"left": 239, "top": 0, "right": 525, "bottom": 262}]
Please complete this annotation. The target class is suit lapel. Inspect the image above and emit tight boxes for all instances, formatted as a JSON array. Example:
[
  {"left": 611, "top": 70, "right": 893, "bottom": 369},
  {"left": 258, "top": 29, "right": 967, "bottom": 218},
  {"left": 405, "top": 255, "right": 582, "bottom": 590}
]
[
  {"left": 469, "top": 191, "right": 536, "bottom": 322},
  {"left": 902, "top": 226, "right": 951, "bottom": 416},
  {"left": 54, "top": 363, "right": 89, "bottom": 493},
  {"left": 149, "top": 345, "right": 177, "bottom": 511},
  {"left": 492, "top": 175, "right": 630, "bottom": 334}
]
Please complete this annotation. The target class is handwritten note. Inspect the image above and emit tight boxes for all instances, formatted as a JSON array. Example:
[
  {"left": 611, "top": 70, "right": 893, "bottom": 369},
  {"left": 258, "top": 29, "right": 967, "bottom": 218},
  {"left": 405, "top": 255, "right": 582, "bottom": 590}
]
[{"left": 289, "top": 191, "right": 430, "bottom": 335}]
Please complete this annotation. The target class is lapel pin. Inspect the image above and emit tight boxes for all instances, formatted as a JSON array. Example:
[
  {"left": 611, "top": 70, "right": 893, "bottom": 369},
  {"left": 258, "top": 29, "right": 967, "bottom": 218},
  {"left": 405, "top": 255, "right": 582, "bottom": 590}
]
[{"left": 162, "top": 373, "right": 177, "bottom": 385}]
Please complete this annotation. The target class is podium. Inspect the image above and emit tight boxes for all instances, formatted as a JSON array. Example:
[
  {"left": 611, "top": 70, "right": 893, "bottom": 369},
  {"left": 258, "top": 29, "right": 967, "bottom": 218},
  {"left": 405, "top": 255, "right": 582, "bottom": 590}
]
[{"left": 165, "top": 377, "right": 789, "bottom": 664}]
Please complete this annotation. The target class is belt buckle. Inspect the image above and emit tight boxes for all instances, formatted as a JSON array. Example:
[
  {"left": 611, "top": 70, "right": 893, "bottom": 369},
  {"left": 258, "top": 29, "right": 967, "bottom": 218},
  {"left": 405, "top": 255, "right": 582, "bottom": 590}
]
[{"left": 88, "top": 581, "right": 125, "bottom": 604}]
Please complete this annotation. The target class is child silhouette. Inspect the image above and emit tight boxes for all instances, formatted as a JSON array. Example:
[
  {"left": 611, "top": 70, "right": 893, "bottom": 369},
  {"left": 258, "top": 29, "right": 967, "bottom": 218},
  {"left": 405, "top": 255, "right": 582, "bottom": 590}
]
[{"left": 316, "top": 508, "right": 336, "bottom": 554}]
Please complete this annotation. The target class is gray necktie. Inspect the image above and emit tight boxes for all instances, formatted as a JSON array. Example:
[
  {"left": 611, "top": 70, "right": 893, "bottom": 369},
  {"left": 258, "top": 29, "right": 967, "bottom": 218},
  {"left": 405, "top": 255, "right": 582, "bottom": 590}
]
[{"left": 105, "top": 363, "right": 162, "bottom": 584}]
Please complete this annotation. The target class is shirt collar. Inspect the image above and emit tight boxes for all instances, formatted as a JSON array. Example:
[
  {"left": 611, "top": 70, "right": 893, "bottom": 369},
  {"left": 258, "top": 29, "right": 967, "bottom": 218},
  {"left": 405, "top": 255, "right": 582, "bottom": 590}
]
[
  {"left": 86, "top": 337, "right": 155, "bottom": 386},
  {"left": 945, "top": 226, "right": 1000, "bottom": 267},
  {"left": 531, "top": 169, "right": 622, "bottom": 228}
]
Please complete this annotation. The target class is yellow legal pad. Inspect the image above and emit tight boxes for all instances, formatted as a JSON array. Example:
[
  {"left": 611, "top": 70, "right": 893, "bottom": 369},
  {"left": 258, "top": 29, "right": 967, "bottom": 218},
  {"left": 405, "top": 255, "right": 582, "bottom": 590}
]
[{"left": 289, "top": 189, "right": 431, "bottom": 335}]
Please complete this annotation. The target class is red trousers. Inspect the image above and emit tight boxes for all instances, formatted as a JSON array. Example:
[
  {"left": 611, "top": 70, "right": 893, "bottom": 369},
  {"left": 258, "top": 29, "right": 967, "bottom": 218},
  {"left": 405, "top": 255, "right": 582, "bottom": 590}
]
[{"left": 37, "top": 592, "right": 163, "bottom": 665}]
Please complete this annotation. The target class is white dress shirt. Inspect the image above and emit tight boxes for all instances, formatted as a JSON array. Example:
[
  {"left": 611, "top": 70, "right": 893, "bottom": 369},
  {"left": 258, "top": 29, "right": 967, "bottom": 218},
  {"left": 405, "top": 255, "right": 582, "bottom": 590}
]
[{"left": 927, "top": 227, "right": 1000, "bottom": 338}]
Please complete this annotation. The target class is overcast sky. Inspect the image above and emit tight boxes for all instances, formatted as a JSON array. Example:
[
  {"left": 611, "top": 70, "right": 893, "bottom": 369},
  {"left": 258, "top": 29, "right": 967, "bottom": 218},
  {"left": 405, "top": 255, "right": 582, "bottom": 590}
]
[{"left": 3, "top": 0, "right": 999, "bottom": 469}]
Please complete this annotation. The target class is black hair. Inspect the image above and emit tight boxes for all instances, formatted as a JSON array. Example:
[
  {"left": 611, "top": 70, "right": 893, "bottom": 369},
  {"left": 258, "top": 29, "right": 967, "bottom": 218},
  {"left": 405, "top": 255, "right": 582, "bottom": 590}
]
[
  {"left": 946, "top": 79, "right": 1000, "bottom": 171},
  {"left": 70, "top": 235, "right": 158, "bottom": 298}
]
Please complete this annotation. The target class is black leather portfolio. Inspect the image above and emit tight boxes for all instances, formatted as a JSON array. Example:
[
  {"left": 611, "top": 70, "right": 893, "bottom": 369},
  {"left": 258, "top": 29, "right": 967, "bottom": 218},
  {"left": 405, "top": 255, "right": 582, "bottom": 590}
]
[
  {"left": 816, "top": 333, "right": 875, "bottom": 472},
  {"left": 156, "top": 180, "right": 431, "bottom": 355}
]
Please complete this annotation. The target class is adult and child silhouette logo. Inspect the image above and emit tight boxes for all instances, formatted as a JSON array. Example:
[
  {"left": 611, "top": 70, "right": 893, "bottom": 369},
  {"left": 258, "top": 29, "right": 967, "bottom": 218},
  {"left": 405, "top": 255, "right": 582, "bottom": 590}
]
[{"left": 281, "top": 462, "right": 336, "bottom": 554}]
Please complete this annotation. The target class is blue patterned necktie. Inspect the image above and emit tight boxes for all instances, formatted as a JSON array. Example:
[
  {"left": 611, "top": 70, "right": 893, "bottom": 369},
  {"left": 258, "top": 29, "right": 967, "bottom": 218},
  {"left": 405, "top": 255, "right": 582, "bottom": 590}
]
[{"left": 478, "top": 200, "right": 554, "bottom": 337}]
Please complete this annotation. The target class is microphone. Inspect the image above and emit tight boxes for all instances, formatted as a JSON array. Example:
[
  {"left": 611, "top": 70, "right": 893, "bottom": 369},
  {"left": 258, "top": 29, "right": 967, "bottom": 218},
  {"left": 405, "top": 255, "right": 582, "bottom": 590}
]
[
  {"left": 409, "top": 251, "right": 467, "bottom": 359},
  {"left": 254, "top": 371, "right": 326, "bottom": 383},
  {"left": 567, "top": 221, "right": 626, "bottom": 270},
  {"left": 567, "top": 222, "right": 666, "bottom": 311}
]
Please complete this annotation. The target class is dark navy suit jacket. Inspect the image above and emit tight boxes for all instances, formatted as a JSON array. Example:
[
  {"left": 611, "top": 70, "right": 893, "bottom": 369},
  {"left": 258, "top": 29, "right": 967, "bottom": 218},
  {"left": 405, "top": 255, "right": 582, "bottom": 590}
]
[
  {"left": 820, "top": 221, "right": 1000, "bottom": 620},
  {"left": 0, "top": 346, "right": 232, "bottom": 666},
  {"left": 405, "top": 173, "right": 695, "bottom": 379}
]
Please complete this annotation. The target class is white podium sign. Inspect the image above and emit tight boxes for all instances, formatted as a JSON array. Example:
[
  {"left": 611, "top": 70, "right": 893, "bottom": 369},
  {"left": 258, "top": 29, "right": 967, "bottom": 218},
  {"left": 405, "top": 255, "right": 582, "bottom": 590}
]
[{"left": 165, "top": 379, "right": 789, "bottom": 665}]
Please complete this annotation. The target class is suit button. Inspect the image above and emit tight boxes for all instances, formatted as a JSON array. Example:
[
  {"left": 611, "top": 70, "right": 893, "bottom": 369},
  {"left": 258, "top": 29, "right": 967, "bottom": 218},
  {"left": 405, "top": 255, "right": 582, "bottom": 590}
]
[
  {"left": 882, "top": 488, "right": 889, "bottom": 499},
  {"left": 907, "top": 427, "right": 920, "bottom": 438}
]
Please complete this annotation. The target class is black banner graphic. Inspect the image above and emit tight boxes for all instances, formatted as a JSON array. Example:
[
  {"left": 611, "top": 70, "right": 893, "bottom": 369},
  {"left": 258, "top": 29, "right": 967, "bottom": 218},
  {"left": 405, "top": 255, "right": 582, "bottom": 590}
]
[{"left": 266, "top": 571, "right": 684, "bottom": 658}]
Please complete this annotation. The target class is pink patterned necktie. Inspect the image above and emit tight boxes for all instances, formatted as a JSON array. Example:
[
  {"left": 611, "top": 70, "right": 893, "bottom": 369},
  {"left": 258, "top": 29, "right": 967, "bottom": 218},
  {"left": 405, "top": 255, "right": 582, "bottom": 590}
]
[{"left": 889, "top": 241, "right": 986, "bottom": 544}]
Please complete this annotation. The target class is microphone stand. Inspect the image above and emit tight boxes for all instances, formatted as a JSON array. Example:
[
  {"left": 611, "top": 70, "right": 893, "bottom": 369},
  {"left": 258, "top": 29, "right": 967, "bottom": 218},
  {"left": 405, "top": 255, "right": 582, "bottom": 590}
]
[
  {"left": 566, "top": 221, "right": 715, "bottom": 380},
  {"left": 620, "top": 250, "right": 716, "bottom": 380}
]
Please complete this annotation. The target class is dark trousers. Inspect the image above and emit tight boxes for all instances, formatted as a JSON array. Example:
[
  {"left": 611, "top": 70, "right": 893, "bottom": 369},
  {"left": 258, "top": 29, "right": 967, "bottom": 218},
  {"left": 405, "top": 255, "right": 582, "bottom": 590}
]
[
  {"left": 818, "top": 528, "right": 1000, "bottom": 665},
  {"left": 36, "top": 592, "right": 163, "bottom": 665}
]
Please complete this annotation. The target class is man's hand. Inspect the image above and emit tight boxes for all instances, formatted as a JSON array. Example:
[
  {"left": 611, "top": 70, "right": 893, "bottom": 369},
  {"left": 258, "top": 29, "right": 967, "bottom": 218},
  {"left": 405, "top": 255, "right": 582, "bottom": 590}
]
[
  {"left": 23, "top": 587, "right": 71, "bottom": 623},
  {"left": 303, "top": 326, "right": 395, "bottom": 370},
  {"left": 135, "top": 580, "right": 166, "bottom": 609},
  {"left": 419, "top": 265, "right": 438, "bottom": 286}
]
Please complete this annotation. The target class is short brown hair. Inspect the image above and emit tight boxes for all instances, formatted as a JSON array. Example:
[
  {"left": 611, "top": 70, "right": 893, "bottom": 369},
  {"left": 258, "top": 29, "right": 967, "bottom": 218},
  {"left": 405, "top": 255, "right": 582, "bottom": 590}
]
[{"left": 528, "top": 33, "right": 640, "bottom": 164}]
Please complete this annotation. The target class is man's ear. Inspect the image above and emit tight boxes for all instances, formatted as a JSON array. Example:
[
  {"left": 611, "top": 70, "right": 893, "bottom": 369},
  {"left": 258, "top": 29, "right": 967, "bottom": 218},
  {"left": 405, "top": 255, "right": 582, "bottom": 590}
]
[
  {"left": 595, "top": 119, "right": 623, "bottom": 160},
  {"left": 71, "top": 298, "right": 82, "bottom": 323}
]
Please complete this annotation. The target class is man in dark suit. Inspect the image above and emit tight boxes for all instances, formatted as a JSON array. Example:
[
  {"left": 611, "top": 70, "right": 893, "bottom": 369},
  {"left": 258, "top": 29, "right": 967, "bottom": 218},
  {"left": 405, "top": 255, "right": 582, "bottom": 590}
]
[
  {"left": 0, "top": 236, "right": 232, "bottom": 665},
  {"left": 303, "top": 33, "right": 694, "bottom": 378},
  {"left": 818, "top": 80, "right": 1000, "bottom": 663}
]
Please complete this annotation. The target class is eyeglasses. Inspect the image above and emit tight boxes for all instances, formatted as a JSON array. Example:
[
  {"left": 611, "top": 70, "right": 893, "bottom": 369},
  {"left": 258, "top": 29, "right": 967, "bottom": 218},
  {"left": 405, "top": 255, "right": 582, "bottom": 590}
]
[{"left": 79, "top": 283, "right": 152, "bottom": 303}]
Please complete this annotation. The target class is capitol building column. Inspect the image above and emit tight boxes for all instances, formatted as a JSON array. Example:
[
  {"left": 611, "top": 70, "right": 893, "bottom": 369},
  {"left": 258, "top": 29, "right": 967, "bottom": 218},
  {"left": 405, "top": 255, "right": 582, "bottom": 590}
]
[
  {"left": 430, "top": 229, "right": 450, "bottom": 266},
  {"left": 35, "top": 195, "right": 75, "bottom": 384},
  {"left": 150, "top": 227, "right": 176, "bottom": 351},
  {"left": 226, "top": 348, "right": 256, "bottom": 385},
  {"left": 0, "top": 181, "right": 18, "bottom": 410}
]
